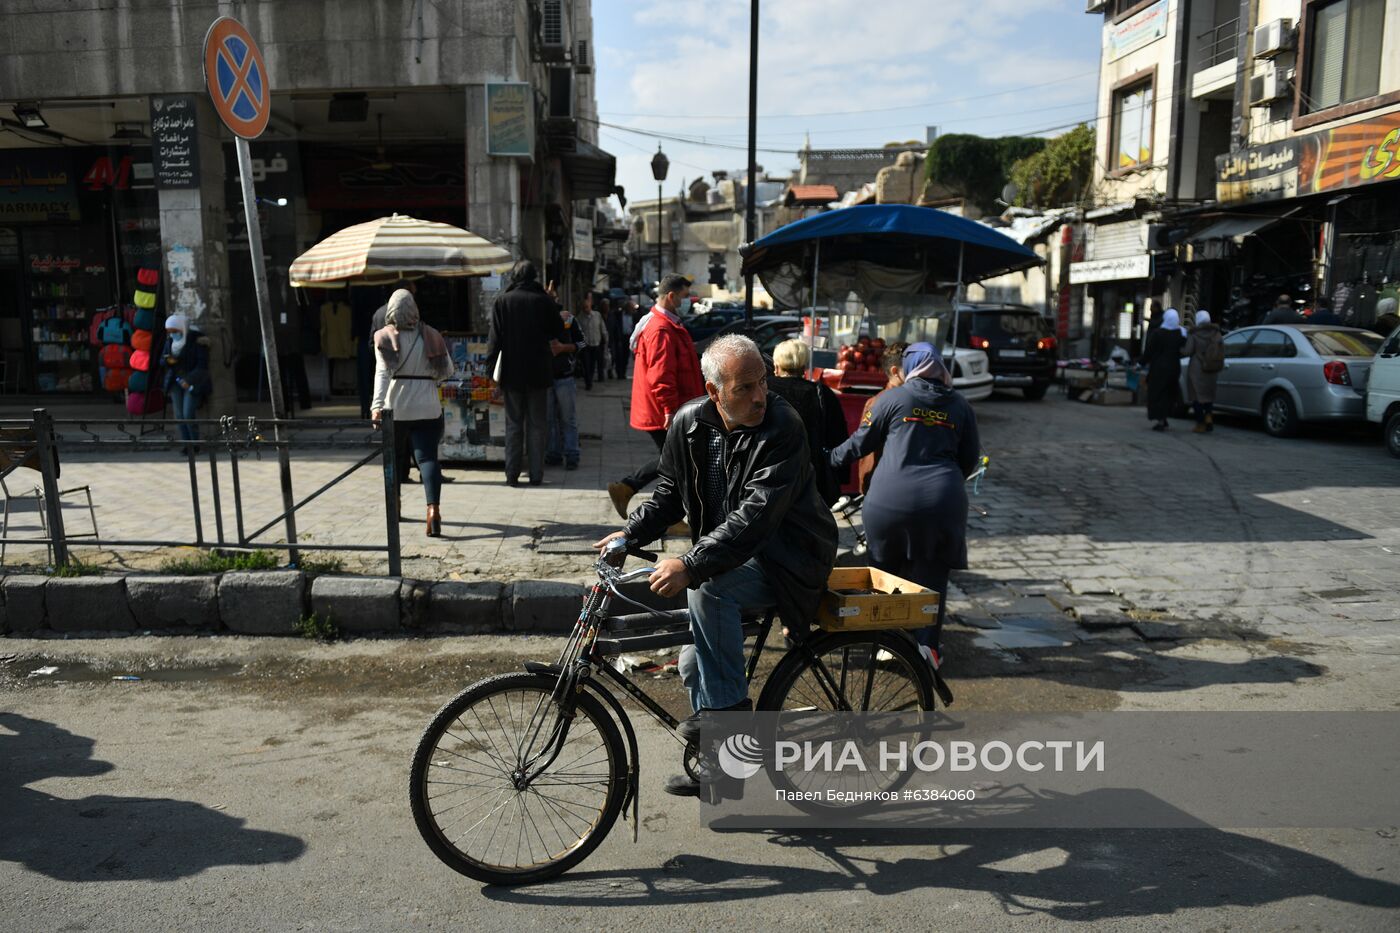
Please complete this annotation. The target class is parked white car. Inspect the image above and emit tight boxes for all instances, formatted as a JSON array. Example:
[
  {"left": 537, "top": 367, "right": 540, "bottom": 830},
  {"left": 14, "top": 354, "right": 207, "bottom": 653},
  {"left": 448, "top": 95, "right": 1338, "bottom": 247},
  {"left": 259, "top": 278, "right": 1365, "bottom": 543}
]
[
  {"left": 1365, "top": 325, "right": 1400, "bottom": 458},
  {"left": 949, "top": 347, "right": 994, "bottom": 402}
]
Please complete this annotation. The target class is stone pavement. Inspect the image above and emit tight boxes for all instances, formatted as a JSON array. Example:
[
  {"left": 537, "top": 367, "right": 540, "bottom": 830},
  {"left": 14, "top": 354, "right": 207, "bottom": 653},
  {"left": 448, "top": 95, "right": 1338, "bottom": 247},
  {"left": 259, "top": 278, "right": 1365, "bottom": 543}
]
[
  {"left": 1, "top": 380, "right": 661, "bottom": 581},
  {"left": 4, "top": 385, "right": 1398, "bottom": 655},
  {"left": 943, "top": 395, "right": 1400, "bottom": 664}
]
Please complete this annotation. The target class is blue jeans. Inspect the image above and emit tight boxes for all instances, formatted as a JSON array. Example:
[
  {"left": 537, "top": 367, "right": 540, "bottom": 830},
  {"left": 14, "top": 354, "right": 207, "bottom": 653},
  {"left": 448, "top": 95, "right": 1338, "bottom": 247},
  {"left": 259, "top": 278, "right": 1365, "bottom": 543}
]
[
  {"left": 169, "top": 385, "right": 200, "bottom": 442},
  {"left": 685, "top": 558, "right": 775, "bottom": 711},
  {"left": 399, "top": 413, "right": 444, "bottom": 506},
  {"left": 545, "top": 376, "right": 579, "bottom": 464}
]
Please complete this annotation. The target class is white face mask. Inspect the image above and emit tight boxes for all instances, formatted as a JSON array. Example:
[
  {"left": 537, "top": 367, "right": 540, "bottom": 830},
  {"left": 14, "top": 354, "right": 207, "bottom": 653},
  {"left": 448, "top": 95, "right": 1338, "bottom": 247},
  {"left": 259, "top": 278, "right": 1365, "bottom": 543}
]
[{"left": 676, "top": 298, "right": 692, "bottom": 315}]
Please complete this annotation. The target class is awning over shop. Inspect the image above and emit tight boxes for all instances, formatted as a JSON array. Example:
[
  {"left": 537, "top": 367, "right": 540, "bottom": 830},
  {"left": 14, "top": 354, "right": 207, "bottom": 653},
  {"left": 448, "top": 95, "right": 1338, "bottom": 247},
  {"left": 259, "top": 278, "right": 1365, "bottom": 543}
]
[
  {"left": 560, "top": 139, "right": 616, "bottom": 201},
  {"left": 1188, "top": 207, "right": 1300, "bottom": 242}
]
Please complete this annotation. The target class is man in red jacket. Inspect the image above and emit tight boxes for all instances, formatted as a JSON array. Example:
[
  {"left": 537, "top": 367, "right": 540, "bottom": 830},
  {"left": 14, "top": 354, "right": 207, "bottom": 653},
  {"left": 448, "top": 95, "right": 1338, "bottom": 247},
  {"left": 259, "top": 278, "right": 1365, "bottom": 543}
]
[{"left": 609, "top": 274, "right": 705, "bottom": 521}]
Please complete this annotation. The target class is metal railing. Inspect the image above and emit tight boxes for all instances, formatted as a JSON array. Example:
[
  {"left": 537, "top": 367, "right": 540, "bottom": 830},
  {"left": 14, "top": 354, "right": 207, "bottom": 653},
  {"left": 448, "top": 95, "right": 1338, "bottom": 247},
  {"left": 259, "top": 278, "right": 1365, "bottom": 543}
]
[
  {"left": 1196, "top": 17, "right": 1240, "bottom": 71},
  {"left": 0, "top": 408, "right": 404, "bottom": 575}
]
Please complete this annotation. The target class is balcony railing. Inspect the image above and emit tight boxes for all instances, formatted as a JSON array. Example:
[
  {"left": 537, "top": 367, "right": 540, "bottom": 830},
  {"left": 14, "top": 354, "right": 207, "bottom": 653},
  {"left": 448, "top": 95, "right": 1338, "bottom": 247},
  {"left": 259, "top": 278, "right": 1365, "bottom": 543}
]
[{"left": 1196, "top": 17, "right": 1240, "bottom": 70}]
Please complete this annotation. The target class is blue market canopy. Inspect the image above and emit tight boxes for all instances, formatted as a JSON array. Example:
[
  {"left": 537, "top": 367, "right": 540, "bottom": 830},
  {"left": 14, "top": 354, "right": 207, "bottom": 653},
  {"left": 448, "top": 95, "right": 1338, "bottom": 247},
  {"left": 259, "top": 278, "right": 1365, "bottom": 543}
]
[{"left": 740, "top": 204, "right": 1043, "bottom": 307}]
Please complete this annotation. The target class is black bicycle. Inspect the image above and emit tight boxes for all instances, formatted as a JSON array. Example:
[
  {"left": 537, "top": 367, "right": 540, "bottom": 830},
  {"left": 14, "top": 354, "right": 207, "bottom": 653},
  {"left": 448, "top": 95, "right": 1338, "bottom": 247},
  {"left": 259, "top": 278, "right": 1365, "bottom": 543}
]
[{"left": 409, "top": 537, "right": 950, "bottom": 885}]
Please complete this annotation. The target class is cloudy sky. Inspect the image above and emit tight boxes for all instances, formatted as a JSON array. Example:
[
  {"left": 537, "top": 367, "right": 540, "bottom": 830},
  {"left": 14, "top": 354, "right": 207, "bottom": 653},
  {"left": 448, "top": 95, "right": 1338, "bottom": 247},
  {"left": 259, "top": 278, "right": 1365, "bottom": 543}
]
[{"left": 592, "top": 0, "right": 1103, "bottom": 214}]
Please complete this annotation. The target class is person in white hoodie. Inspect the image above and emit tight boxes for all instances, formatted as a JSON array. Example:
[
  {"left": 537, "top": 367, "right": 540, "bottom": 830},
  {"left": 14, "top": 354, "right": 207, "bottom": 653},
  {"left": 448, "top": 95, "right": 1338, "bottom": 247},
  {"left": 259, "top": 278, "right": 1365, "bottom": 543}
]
[{"left": 371, "top": 289, "right": 454, "bottom": 536}]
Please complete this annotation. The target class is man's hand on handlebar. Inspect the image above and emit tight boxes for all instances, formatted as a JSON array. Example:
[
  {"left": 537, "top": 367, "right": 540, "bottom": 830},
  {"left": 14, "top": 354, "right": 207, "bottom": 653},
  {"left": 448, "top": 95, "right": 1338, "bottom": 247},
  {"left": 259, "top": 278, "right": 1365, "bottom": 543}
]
[
  {"left": 648, "top": 558, "right": 690, "bottom": 598},
  {"left": 592, "top": 530, "right": 627, "bottom": 551}
]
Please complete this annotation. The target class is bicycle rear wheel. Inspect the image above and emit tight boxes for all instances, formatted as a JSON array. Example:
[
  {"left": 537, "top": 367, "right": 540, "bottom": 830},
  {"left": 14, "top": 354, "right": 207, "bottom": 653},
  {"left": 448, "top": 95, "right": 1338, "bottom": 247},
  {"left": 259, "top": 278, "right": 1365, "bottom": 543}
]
[
  {"left": 758, "top": 629, "right": 934, "bottom": 713},
  {"left": 756, "top": 630, "right": 935, "bottom": 814},
  {"left": 409, "top": 672, "right": 627, "bottom": 886}
]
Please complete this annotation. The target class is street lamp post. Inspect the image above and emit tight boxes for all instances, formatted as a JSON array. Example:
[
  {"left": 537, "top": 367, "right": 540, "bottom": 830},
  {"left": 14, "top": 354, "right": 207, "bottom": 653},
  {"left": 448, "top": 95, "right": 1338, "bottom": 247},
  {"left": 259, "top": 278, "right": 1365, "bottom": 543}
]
[
  {"left": 651, "top": 144, "right": 669, "bottom": 289},
  {"left": 743, "top": 0, "right": 759, "bottom": 328}
]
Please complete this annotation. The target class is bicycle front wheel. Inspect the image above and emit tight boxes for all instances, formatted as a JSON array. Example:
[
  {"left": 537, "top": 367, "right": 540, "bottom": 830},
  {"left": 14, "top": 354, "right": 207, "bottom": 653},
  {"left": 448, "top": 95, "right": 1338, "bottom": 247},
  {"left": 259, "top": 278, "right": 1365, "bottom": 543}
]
[{"left": 409, "top": 672, "right": 627, "bottom": 886}]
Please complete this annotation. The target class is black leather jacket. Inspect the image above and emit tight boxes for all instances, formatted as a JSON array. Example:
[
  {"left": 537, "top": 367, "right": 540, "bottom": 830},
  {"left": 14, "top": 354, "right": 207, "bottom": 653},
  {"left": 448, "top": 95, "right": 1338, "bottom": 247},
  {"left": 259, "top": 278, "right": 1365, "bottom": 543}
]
[{"left": 626, "top": 392, "right": 838, "bottom": 634}]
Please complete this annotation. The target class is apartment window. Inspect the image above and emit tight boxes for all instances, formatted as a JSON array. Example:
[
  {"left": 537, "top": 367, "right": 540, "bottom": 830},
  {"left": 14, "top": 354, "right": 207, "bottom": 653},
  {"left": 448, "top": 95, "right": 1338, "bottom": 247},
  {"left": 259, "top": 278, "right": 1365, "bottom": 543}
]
[
  {"left": 1304, "top": 0, "right": 1385, "bottom": 112},
  {"left": 1112, "top": 79, "right": 1154, "bottom": 170}
]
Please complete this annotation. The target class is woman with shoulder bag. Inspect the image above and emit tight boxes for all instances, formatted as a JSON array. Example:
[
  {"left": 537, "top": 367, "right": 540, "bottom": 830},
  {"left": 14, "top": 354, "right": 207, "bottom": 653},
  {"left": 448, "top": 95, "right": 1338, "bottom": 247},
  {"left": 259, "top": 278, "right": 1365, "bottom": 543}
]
[
  {"left": 1183, "top": 309, "right": 1225, "bottom": 433},
  {"left": 371, "top": 289, "right": 454, "bottom": 536}
]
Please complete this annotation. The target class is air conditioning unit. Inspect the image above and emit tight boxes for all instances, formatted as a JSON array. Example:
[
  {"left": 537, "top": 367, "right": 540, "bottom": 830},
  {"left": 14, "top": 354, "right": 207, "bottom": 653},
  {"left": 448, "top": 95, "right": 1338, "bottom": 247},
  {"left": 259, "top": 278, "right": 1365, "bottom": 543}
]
[
  {"left": 540, "top": 0, "right": 569, "bottom": 62},
  {"left": 575, "top": 39, "right": 592, "bottom": 74},
  {"left": 1253, "top": 19, "right": 1294, "bottom": 59},
  {"left": 1085, "top": 0, "right": 1109, "bottom": 11},
  {"left": 547, "top": 66, "right": 574, "bottom": 120},
  {"left": 1249, "top": 66, "right": 1292, "bottom": 106}
]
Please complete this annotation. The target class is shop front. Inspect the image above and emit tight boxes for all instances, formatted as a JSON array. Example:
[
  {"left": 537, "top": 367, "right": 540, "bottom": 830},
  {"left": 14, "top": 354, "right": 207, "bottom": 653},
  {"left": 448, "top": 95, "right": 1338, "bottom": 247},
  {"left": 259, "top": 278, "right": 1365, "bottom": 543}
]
[
  {"left": 1213, "top": 107, "right": 1400, "bottom": 331},
  {"left": 0, "top": 146, "right": 159, "bottom": 394},
  {"left": 1068, "top": 216, "right": 1167, "bottom": 360}
]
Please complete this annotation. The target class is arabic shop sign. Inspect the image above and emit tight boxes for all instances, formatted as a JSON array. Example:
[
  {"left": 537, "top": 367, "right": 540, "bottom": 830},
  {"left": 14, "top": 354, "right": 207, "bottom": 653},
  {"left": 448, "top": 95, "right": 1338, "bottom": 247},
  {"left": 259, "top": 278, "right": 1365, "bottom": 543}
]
[
  {"left": 1216, "top": 139, "right": 1300, "bottom": 203},
  {"left": 0, "top": 150, "right": 80, "bottom": 222},
  {"left": 486, "top": 83, "right": 534, "bottom": 158},
  {"left": 1108, "top": 0, "right": 1167, "bottom": 61},
  {"left": 150, "top": 94, "right": 202, "bottom": 189},
  {"left": 1217, "top": 111, "right": 1400, "bottom": 204},
  {"left": 1069, "top": 253, "right": 1152, "bottom": 285}
]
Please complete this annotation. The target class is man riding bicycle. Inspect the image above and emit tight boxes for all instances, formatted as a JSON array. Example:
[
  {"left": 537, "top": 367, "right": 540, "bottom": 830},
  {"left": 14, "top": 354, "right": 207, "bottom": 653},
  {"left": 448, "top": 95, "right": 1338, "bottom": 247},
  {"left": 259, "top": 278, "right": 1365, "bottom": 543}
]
[{"left": 596, "top": 334, "right": 838, "bottom": 796}]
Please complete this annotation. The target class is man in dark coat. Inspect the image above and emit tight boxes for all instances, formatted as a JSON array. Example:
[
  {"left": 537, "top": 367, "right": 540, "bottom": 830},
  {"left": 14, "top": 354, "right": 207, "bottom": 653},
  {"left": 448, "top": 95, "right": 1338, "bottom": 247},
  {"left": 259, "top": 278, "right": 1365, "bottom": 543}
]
[
  {"left": 596, "top": 334, "right": 837, "bottom": 796},
  {"left": 486, "top": 261, "right": 563, "bottom": 486}
]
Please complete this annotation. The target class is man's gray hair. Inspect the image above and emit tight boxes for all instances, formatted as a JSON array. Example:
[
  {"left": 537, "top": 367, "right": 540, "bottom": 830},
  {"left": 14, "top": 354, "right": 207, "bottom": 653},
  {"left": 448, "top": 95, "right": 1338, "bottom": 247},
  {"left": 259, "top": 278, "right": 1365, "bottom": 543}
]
[{"left": 701, "top": 334, "right": 762, "bottom": 386}]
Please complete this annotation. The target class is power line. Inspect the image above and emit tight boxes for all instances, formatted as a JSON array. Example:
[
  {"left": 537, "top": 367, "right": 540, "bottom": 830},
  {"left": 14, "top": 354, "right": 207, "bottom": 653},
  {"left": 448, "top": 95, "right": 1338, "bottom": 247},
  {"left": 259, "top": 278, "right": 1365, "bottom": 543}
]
[{"left": 598, "top": 69, "right": 1099, "bottom": 120}]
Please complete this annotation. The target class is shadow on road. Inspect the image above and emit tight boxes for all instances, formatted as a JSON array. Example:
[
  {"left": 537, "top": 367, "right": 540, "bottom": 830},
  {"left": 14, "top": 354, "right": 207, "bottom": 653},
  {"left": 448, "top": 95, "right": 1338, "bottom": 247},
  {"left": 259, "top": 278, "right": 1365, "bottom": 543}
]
[
  {"left": 0, "top": 712, "right": 305, "bottom": 882},
  {"left": 484, "top": 800, "right": 1400, "bottom": 920}
]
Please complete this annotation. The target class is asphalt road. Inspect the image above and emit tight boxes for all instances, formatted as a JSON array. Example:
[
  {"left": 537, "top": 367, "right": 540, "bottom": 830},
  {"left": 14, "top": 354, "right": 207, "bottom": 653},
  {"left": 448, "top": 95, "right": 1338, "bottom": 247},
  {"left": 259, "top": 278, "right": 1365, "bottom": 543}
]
[{"left": 2, "top": 635, "right": 1397, "bottom": 932}]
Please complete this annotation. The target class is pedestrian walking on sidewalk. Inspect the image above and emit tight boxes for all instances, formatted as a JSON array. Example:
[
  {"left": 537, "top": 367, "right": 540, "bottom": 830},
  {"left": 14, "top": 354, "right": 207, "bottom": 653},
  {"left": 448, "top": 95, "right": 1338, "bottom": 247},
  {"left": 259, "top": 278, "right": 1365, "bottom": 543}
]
[
  {"left": 613, "top": 300, "right": 637, "bottom": 378},
  {"left": 603, "top": 298, "right": 625, "bottom": 378},
  {"left": 576, "top": 292, "right": 609, "bottom": 389},
  {"left": 546, "top": 305, "right": 585, "bottom": 470},
  {"left": 486, "top": 261, "right": 564, "bottom": 487},
  {"left": 829, "top": 343, "right": 980, "bottom": 667},
  {"left": 608, "top": 274, "right": 705, "bottom": 522},
  {"left": 1143, "top": 308, "right": 1187, "bottom": 431},
  {"left": 1183, "top": 309, "right": 1224, "bottom": 433},
  {"left": 162, "top": 313, "right": 212, "bottom": 449},
  {"left": 371, "top": 289, "right": 454, "bottom": 536}
]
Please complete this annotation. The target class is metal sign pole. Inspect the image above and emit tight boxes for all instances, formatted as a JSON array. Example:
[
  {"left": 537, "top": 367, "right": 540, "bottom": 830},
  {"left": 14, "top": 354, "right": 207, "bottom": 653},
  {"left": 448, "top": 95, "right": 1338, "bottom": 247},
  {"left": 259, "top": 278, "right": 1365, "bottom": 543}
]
[
  {"left": 807, "top": 240, "right": 820, "bottom": 378},
  {"left": 950, "top": 242, "right": 965, "bottom": 358},
  {"left": 235, "top": 136, "right": 299, "bottom": 563}
]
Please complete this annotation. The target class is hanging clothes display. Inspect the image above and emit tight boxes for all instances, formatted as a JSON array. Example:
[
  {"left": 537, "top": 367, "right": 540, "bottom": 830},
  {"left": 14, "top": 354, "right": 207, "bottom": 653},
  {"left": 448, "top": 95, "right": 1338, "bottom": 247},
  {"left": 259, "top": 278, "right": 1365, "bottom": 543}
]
[{"left": 319, "top": 300, "right": 354, "bottom": 359}]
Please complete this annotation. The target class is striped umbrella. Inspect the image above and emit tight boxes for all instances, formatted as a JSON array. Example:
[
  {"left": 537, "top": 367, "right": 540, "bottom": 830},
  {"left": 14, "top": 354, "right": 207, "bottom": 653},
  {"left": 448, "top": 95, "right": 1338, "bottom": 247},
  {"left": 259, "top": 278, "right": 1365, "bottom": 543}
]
[{"left": 288, "top": 213, "right": 513, "bottom": 287}]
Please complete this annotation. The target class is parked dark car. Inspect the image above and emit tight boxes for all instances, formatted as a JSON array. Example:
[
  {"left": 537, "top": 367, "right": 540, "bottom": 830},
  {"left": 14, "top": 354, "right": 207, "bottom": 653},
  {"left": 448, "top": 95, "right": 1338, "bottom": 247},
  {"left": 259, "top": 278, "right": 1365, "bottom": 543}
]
[
  {"left": 681, "top": 306, "right": 748, "bottom": 344},
  {"left": 693, "top": 315, "right": 796, "bottom": 355},
  {"left": 952, "top": 303, "right": 1057, "bottom": 399}
]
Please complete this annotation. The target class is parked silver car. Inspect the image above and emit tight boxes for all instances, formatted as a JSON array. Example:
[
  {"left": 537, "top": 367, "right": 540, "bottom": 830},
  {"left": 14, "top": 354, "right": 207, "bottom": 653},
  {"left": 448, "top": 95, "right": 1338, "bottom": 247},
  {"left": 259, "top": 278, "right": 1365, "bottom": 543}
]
[{"left": 1180, "top": 325, "right": 1385, "bottom": 437}]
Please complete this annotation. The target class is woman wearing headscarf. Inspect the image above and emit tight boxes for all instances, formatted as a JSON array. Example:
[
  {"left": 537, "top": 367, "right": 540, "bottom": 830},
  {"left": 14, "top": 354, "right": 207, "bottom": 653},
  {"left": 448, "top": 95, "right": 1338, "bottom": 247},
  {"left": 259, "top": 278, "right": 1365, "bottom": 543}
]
[
  {"left": 372, "top": 289, "right": 454, "bottom": 536},
  {"left": 828, "top": 343, "right": 981, "bottom": 667},
  {"left": 1142, "top": 307, "right": 1187, "bottom": 431},
  {"left": 1182, "top": 310, "right": 1225, "bottom": 433},
  {"left": 161, "top": 313, "right": 212, "bottom": 448}
]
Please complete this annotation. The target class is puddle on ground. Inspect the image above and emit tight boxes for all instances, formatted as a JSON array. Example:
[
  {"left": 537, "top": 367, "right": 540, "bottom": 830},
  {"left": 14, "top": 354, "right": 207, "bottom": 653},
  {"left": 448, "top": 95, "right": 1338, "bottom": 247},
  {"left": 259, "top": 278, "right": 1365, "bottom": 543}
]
[{"left": 14, "top": 661, "right": 246, "bottom": 684}]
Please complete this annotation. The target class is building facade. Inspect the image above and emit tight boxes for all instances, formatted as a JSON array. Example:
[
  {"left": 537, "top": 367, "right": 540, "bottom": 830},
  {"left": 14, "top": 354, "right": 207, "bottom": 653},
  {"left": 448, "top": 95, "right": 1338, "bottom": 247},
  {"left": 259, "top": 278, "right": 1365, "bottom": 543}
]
[
  {"left": 0, "top": 0, "right": 611, "bottom": 403},
  {"left": 1077, "top": 0, "right": 1400, "bottom": 358}
]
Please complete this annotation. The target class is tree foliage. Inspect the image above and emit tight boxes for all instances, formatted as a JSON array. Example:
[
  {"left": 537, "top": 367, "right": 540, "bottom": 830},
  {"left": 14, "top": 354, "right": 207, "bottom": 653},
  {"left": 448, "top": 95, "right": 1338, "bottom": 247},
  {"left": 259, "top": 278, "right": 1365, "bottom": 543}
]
[
  {"left": 1008, "top": 124, "right": 1095, "bottom": 209},
  {"left": 923, "top": 134, "right": 1047, "bottom": 212}
]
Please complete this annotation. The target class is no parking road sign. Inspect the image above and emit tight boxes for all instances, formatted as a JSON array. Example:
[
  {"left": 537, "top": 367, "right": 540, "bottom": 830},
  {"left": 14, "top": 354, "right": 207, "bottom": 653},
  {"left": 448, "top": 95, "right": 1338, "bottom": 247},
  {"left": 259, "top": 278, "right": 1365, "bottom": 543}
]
[{"left": 202, "top": 16, "right": 270, "bottom": 139}]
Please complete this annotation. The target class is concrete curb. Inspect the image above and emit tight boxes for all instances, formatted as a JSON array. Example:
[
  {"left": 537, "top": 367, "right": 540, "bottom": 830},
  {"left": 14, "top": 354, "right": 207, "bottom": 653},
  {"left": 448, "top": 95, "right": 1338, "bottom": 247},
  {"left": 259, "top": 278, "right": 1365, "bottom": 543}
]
[{"left": 0, "top": 571, "right": 678, "bottom": 638}]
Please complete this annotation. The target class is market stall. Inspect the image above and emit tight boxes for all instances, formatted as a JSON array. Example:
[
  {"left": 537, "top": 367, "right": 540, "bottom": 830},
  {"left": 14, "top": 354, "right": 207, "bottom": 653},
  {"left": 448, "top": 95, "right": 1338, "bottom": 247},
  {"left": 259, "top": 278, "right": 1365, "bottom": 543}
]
[
  {"left": 740, "top": 204, "right": 1042, "bottom": 490},
  {"left": 289, "top": 214, "right": 512, "bottom": 463}
]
